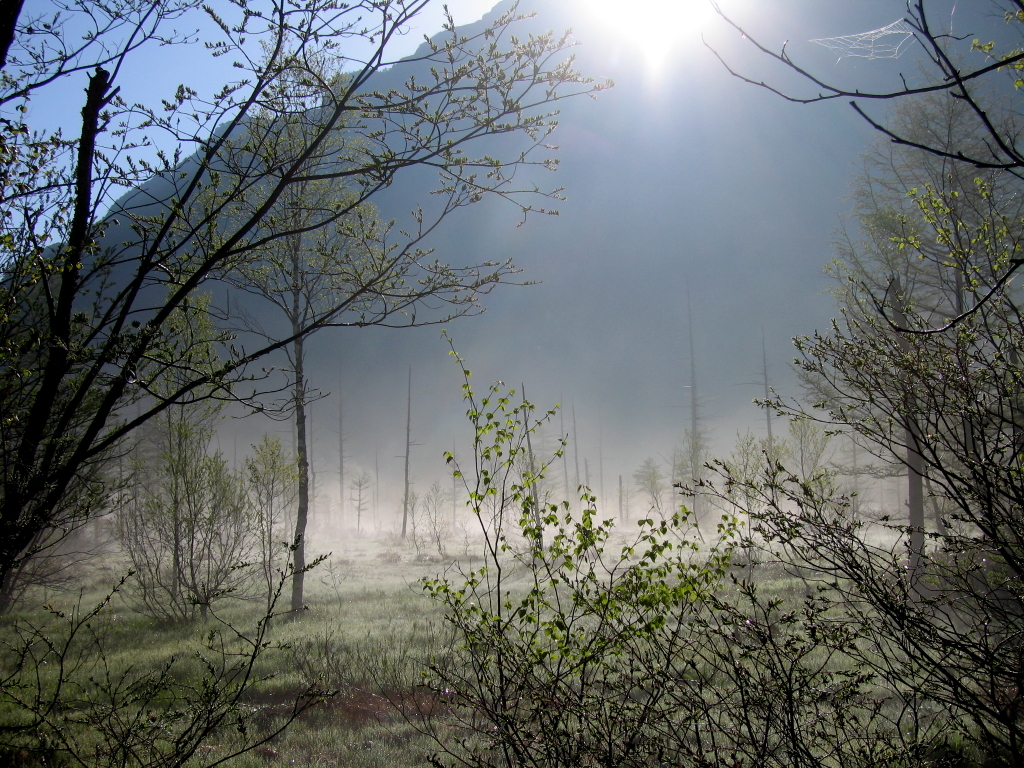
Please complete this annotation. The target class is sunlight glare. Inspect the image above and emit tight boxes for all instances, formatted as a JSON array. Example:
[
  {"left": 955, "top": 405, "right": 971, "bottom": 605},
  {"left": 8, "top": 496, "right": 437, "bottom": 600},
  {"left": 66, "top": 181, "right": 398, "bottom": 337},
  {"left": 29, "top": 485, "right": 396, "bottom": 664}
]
[{"left": 586, "top": 0, "right": 715, "bottom": 68}]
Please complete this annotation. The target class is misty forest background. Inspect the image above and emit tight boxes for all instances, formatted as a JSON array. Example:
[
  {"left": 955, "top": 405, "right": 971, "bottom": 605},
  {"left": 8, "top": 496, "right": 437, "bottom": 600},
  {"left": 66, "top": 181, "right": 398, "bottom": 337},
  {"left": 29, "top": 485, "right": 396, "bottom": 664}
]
[
  {"left": 6, "top": 0, "right": 1024, "bottom": 766},
  {"left": 165, "top": 0, "right": 912, "bottom": 532}
]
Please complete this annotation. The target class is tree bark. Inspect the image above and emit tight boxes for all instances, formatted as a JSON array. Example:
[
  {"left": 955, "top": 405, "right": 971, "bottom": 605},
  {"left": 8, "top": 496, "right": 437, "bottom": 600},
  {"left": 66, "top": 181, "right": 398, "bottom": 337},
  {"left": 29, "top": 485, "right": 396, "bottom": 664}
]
[
  {"left": 0, "top": 0, "right": 24, "bottom": 71},
  {"left": 1, "top": 67, "right": 112, "bottom": 588},
  {"left": 401, "top": 365, "right": 412, "bottom": 539},
  {"left": 289, "top": 233, "right": 310, "bottom": 616},
  {"left": 338, "top": 379, "right": 345, "bottom": 525},
  {"left": 889, "top": 277, "right": 925, "bottom": 584},
  {"left": 289, "top": 332, "right": 309, "bottom": 616}
]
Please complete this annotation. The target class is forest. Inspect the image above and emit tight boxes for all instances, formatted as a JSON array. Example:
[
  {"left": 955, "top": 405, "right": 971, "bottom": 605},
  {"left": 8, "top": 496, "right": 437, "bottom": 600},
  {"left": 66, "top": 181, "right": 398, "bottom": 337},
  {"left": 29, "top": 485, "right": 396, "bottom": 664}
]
[{"left": 2, "top": 0, "right": 1024, "bottom": 766}]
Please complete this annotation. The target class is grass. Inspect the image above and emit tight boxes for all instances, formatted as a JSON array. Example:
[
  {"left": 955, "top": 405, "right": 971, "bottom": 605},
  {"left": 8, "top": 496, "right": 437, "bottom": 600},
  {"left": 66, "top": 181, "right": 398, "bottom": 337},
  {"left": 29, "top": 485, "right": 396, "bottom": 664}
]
[
  {"left": 0, "top": 517, "right": 983, "bottom": 768},
  {"left": 0, "top": 533, "right": 478, "bottom": 768}
]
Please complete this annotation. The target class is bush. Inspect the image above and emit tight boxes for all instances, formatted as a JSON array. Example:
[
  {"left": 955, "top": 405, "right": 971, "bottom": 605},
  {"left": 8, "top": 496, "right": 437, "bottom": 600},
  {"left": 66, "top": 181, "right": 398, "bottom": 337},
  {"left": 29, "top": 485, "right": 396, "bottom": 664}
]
[{"left": 420, "top": 351, "right": 933, "bottom": 768}]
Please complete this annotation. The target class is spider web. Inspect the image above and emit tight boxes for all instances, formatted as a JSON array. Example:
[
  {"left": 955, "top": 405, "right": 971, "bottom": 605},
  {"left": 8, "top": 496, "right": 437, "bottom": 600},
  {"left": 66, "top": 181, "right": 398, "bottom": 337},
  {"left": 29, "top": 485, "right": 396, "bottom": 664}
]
[{"left": 811, "top": 19, "right": 917, "bottom": 61}]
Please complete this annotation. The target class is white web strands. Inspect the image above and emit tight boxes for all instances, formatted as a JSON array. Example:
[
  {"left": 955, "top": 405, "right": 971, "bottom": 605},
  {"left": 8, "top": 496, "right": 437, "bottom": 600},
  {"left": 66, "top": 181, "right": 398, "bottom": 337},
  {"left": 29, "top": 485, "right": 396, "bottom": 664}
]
[{"left": 811, "top": 19, "right": 917, "bottom": 61}]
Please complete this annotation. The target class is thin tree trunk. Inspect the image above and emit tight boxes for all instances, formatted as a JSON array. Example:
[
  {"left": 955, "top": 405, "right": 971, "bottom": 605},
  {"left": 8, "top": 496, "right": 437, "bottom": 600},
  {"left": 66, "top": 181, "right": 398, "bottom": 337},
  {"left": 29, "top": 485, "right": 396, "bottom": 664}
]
[
  {"left": 170, "top": 411, "right": 182, "bottom": 610},
  {"left": 338, "top": 379, "right": 345, "bottom": 525},
  {"left": 522, "top": 384, "right": 543, "bottom": 549},
  {"left": 356, "top": 483, "right": 362, "bottom": 534},
  {"left": 309, "top": 400, "right": 316, "bottom": 534},
  {"left": 618, "top": 474, "right": 623, "bottom": 522},
  {"left": 572, "top": 402, "right": 581, "bottom": 507},
  {"left": 289, "top": 236, "right": 310, "bottom": 615},
  {"left": 598, "top": 417, "right": 605, "bottom": 513},
  {"left": 762, "top": 328, "right": 774, "bottom": 454},
  {"left": 401, "top": 366, "right": 412, "bottom": 539},
  {"left": 889, "top": 277, "right": 925, "bottom": 584},
  {"left": 850, "top": 436, "right": 860, "bottom": 518},
  {"left": 687, "top": 288, "right": 704, "bottom": 526}
]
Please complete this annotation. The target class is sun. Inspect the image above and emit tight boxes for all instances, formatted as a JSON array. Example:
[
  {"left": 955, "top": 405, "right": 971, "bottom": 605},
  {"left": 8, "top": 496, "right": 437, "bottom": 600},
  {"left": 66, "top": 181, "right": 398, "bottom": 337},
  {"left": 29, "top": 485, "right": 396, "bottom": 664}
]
[{"left": 584, "top": 0, "right": 716, "bottom": 68}]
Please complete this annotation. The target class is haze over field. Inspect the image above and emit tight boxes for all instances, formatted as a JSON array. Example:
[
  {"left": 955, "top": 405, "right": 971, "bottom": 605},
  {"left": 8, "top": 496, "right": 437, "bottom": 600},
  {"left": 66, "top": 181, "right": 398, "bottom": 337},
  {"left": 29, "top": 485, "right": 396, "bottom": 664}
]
[
  {"left": 12, "top": 0, "right": 1008, "bottom": 528},
  {"left": 9, "top": 1, "right": 1024, "bottom": 765},
  {"left": 211, "top": 0, "right": 990, "bottom": 524}
]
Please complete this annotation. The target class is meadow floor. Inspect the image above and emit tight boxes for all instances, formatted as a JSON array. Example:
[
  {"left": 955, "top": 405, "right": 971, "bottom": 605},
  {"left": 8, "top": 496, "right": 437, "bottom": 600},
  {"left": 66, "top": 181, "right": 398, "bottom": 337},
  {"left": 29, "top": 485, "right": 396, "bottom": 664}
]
[
  {"left": 0, "top": 525, "right": 860, "bottom": 768},
  {"left": 1, "top": 531, "right": 490, "bottom": 768}
]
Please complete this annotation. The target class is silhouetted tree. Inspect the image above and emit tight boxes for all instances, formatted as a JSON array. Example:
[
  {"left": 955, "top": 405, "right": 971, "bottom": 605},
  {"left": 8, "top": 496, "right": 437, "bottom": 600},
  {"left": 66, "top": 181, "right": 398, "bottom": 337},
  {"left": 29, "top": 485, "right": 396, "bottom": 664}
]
[{"left": 0, "top": 0, "right": 604, "bottom": 598}]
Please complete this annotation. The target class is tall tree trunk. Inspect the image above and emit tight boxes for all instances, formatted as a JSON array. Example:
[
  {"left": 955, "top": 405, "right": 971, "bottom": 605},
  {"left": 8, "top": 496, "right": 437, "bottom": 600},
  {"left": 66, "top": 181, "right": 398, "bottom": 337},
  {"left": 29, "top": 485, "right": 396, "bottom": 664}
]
[
  {"left": 598, "top": 418, "right": 605, "bottom": 513},
  {"left": 522, "top": 385, "right": 543, "bottom": 549},
  {"left": 889, "top": 277, "right": 925, "bottom": 583},
  {"left": 338, "top": 379, "right": 345, "bottom": 525},
  {"left": 762, "top": 328, "right": 774, "bottom": 454},
  {"left": 309, "top": 400, "right": 316, "bottom": 533},
  {"left": 572, "top": 402, "right": 581, "bottom": 508},
  {"left": 289, "top": 227, "right": 310, "bottom": 616},
  {"left": 1, "top": 67, "right": 113, "bottom": 587},
  {"left": 401, "top": 365, "right": 412, "bottom": 539},
  {"left": 618, "top": 474, "right": 623, "bottom": 522},
  {"left": 686, "top": 289, "right": 705, "bottom": 526},
  {"left": 289, "top": 331, "right": 309, "bottom": 615}
]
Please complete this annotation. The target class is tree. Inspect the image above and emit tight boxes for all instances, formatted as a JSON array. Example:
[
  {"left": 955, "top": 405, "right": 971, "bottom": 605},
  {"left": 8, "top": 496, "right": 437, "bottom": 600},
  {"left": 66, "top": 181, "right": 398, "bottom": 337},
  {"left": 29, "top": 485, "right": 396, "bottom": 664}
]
[
  {"left": 245, "top": 433, "right": 298, "bottom": 614},
  {"left": 714, "top": 1, "right": 1024, "bottom": 180},
  {"left": 709, "top": 5, "right": 1024, "bottom": 759},
  {"left": 349, "top": 469, "right": 371, "bottom": 535},
  {"left": 672, "top": 426, "right": 712, "bottom": 529},
  {"left": 720, "top": 429, "right": 765, "bottom": 570},
  {"left": 783, "top": 416, "right": 832, "bottom": 484},
  {"left": 0, "top": 0, "right": 605, "bottom": 598},
  {"left": 632, "top": 456, "right": 666, "bottom": 515},
  {"left": 424, "top": 355, "right": 912, "bottom": 768},
  {"left": 116, "top": 404, "right": 253, "bottom": 622},
  {"left": 223, "top": 62, "right": 387, "bottom": 615},
  {"left": 419, "top": 479, "right": 451, "bottom": 559},
  {"left": 401, "top": 365, "right": 417, "bottom": 540}
]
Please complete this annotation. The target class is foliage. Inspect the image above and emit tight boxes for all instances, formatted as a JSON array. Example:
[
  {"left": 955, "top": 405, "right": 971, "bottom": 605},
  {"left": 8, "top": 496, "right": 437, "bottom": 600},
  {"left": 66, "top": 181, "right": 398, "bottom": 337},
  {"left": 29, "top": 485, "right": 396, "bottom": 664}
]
[
  {"left": 713, "top": 18, "right": 1024, "bottom": 761},
  {"left": 245, "top": 433, "right": 298, "bottom": 613},
  {"left": 0, "top": 0, "right": 606, "bottom": 599},
  {"left": 421, "top": 352, "right": 934, "bottom": 768},
  {"left": 715, "top": 457, "right": 1024, "bottom": 765},
  {"left": 116, "top": 406, "right": 254, "bottom": 623},
  {"left": 782, "top": 417, "right": 832, "bottom": 487},
  {"left": 0, "top": 569, "right": 328, "bottom": 768},
  {"left": 418, "top": 480, "right": 452, "bottom": 560},
  {"left": 632, "top": 456, "right": 666, "bottom": 515}
]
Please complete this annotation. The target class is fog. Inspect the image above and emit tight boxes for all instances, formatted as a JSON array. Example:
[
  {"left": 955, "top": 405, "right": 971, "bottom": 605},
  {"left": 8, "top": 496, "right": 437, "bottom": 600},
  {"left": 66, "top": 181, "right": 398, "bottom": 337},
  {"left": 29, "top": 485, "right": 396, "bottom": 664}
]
[{"left": 209, "top": 0, "right": 997, "bottom": 533}]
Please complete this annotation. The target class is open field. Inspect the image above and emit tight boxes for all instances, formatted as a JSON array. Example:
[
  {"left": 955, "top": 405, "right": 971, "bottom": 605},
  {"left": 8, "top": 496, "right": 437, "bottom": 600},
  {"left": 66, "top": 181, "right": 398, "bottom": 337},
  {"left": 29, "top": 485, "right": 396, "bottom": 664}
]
[{"left": 0, "top": 511, "right": 1012, "bottom": 768}]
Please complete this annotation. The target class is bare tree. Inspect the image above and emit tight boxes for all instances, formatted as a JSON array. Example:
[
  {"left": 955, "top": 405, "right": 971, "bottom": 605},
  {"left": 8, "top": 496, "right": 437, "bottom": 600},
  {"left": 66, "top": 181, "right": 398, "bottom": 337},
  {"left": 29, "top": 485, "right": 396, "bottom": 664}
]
[
  {"left": 712, "top": 0, "right": 1024, "bottom": 322},
  {"left": 245, "top": 433, "right": 298, "bottom": 614},
  {"left": 633, "top": 457, "right": 666, "bottom": 516},
  {"left": 420, "top": 480, "right": 451, "bottom": 559},
  {"left": 401, "top": 366, "right": 417, "bottom": 540},
  {"left": 349, "top": 469, "right": 371, "bottom": 536},
  {"left": 116, "top": 405, "right": 254, "bottom": 622}
]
